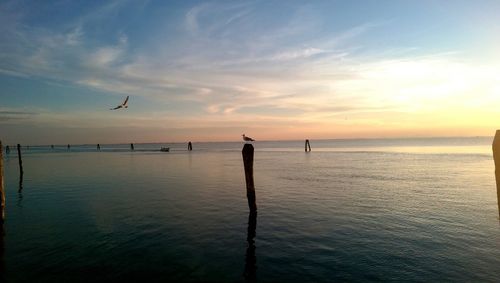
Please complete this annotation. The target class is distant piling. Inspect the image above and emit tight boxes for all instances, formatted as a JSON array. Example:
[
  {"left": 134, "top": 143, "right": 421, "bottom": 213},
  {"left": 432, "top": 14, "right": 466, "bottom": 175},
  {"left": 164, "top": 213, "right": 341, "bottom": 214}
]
[
  {"left": 51, "top": 145, "right": 54, "bottom": 149},
  {"left": 130, "top": 143, "right": 134, "bottom": 151},
  {"left": 1, "top": 141, "right": 5, "bottom": 222},
  {"left": 97, "top": 144, "right": 100, "bottom": 150},
  {"left": 67, "top": 144, "right": 70, "bottom": 150},
  {"left": 5, "top": 146, "right": 9, "bottom": 154},
  {"left": 242, "top": 144, "right": 257, "bottom": 212},
  {"left": 305, "top": 139, "right": 311, "bottom": 152},
  {"left": 492, "top": 130, "right": 500, "bottom": 218},
  {"left": 188, "top": 141, "right": 193, "bottom": 151}
]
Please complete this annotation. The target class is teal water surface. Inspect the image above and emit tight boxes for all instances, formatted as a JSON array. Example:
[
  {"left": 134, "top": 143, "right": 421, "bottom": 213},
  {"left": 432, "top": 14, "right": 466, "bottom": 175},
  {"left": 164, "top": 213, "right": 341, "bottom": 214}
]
[{"left": 1, "top": 137, "right": 499, "bottom": 282}]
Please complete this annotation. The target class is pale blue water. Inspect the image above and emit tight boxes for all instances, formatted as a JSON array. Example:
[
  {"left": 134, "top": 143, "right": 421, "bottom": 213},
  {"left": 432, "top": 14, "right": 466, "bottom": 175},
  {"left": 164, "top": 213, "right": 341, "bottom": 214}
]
[{"left": 1, "top": 137, "right": 499, "bottom": 282}]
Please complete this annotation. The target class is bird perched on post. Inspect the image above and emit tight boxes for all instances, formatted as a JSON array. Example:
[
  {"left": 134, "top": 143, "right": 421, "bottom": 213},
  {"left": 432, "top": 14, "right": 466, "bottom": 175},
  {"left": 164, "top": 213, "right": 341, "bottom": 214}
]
[
  {"left": 242, "top": 134, "right": 255, "bottom": 143},
  {"left": 110, "top": 96, "right": 129, "bottom": 110}
]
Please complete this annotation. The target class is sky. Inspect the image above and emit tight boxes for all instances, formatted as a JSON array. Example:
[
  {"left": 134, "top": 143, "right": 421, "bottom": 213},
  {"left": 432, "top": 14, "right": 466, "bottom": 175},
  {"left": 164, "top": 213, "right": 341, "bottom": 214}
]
[{"left": 1, "top": 0, "right": 499, "bottom": 144}]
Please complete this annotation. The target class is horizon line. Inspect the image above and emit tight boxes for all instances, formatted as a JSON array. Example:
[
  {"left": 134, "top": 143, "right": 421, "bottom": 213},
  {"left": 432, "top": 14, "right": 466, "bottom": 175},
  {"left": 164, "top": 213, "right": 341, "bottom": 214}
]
[{"left": 2, "top": 135, "right": 493, "bottom": 147}]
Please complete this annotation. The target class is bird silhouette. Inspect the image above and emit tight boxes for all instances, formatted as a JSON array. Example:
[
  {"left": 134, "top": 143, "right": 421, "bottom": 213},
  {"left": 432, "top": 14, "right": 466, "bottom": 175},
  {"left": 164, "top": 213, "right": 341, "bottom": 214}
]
[{"left": 110, "top": 96, "right": 129, "bottom": 110}]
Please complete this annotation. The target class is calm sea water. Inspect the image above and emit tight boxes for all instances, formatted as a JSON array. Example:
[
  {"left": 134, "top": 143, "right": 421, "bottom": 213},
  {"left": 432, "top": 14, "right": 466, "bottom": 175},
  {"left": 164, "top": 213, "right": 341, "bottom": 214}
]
[{"left": 1, "top": 137, "right": 499, "bottom": 282}]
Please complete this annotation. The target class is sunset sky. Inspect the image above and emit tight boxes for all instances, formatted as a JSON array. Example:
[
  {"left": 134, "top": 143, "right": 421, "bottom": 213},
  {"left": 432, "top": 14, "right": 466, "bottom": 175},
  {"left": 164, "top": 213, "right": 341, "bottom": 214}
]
[{"left": 1, "top": 0, "right": 499, "bottom": 144}]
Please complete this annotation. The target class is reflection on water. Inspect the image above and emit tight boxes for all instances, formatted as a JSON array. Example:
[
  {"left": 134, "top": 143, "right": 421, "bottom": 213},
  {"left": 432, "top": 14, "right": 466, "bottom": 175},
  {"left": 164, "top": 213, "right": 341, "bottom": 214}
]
[
  {"left": 18, "top": 171, "right": 23, "bottom": 194},
  {"left": 244, "top": 211, "right": 257, "bottom": 282},
  {"left": 17, "top": 189, "right": 23, "bottom": 208},
  {"left": 18, "top": 166, "right": 23, "bottom": 207},
  {"left": 0, "top": 224, "right": 4, "bottom": 282}
]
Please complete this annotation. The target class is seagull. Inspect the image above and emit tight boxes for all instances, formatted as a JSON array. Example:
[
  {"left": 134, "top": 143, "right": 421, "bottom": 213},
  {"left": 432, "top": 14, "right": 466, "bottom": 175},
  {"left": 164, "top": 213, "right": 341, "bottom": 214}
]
[
  {"left": 242, "top": 134, "right": 255, "bottom": 142},
  {"left": 110, "top": 96, "right": 129, "bottom": 110}
]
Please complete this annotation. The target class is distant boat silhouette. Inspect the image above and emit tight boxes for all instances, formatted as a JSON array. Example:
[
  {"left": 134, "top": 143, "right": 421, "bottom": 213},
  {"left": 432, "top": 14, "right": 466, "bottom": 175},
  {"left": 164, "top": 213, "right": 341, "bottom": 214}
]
[
  {"left": 110, "top": 96, "right": 129, "bottom": 110},
  {"left": 242, "top": 134, "right": 255, "bottom": 142}
]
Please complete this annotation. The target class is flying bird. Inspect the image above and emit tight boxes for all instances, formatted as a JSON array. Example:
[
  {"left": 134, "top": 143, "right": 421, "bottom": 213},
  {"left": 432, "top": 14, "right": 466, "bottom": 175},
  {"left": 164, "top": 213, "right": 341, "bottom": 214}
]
[
  {"left": 242, "top": 134, "right": 255, "bottom": 142},
  {"left": 110, "top": 96, "right": 129, "bottom": 110}
]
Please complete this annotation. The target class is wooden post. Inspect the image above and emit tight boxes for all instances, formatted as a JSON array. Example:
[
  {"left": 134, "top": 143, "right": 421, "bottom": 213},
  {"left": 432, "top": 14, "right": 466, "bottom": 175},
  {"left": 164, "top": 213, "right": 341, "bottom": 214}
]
[
  {"left": 0, "top": 141, "right": 5, "bottom": 222},
  {"left": 305, "top": 139, "right": 311, "bottom": 152},
  {"left": 97, "top": 144, "right": 100, "bottom": 150},
  {"left": 67, "top": 144, "right": 70, "bottom": 150},
  {"left": 188, "top": 142, "right": 193, "bottom": 151},
  {"left": 51, "top": 145, "right": 54, "bottom": 149},
  {"left": 130, "top": 143, "right": 134, "bottom": 151},
  {"left": 492, "top": 130, "right": 500, "bottom": 218},
  {"left": 242, "top": 144, "right": 257, "bottom": 212}
]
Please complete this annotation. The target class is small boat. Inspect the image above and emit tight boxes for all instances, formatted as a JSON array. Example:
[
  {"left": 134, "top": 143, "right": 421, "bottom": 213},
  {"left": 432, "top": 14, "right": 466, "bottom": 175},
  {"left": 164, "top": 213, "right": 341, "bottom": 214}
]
[{"left": 160, "top": 147, "right": 170, "bottom": 152}]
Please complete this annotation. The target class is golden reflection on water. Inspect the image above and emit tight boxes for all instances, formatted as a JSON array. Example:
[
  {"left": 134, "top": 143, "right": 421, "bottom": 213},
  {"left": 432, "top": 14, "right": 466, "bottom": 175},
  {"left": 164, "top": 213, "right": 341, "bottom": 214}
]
[
  {"left": 374, "top": 145, "right": 491, "bottom": 154},
  {"left": 341, "top": 146, "right": 489, "bottom": 155},
  {"left": 260, "top": 146, "right": 491, "bottom": 155}
]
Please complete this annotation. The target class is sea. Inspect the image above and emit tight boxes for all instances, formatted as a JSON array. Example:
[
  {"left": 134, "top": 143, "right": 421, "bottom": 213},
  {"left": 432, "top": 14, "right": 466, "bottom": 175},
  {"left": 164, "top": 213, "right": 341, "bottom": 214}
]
[{"left": 1, "top": 137, "right": 499, "bottom": 282}]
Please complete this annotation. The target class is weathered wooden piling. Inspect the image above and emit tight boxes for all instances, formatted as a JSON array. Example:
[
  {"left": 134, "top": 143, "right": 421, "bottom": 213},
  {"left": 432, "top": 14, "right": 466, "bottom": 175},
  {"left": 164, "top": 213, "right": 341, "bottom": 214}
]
[
  {"left": 492, "top": 130, "right": 500, "bottom": 218},
  {"left": 305, "top": 139, "right": 311, "bottom": 152},
  {"left": 67, "top": 144, "right": 70, "bottom": 150},
  {"left": 242, "top": 144, "right": 257, "bottom": 212},
  {"left": 188, "top": 141, "right": 193, "bottom": 151},
  {"left": 130, "top": 143, "right": 134, "bottom": 150},
  {"left": 0, "top": 141, "right": 5, "bottom": 222},
  {"left": 51, "top": 145, "right": 54, "bottom": 149},
  {"left": 97, "top": 144, "right": 101, "bottom": 150}
]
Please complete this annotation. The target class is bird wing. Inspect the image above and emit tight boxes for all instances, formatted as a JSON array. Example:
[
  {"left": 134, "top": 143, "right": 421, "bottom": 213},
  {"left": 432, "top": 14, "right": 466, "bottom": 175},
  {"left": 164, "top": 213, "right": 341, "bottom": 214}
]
[
  {"left": 122, "top": 96, "right": 129, "bottom": 106},
  {"left": 110, "top": 105, "right": 122, "bottom": 110},
  {"left": 244, "top": 136, "right": 255, "bottom": 141}
]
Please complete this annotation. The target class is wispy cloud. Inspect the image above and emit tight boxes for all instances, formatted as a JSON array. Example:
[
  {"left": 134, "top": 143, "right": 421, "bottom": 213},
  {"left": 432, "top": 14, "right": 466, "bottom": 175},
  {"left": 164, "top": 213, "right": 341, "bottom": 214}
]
[
  {"left": 0, "top": 68, "right": 29, "bottom": 78},
  {"left": 269, "top": 48, "right": 327, "bottom": 61},
  {"left": 0, "top": 109, "right": 39, "bottom": 123},
  {"left": 86, "top": 34, "right": 128, "bottom": 67},
  {"left": 185, "top": 2, "right": 210, "bottom": 34}
]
